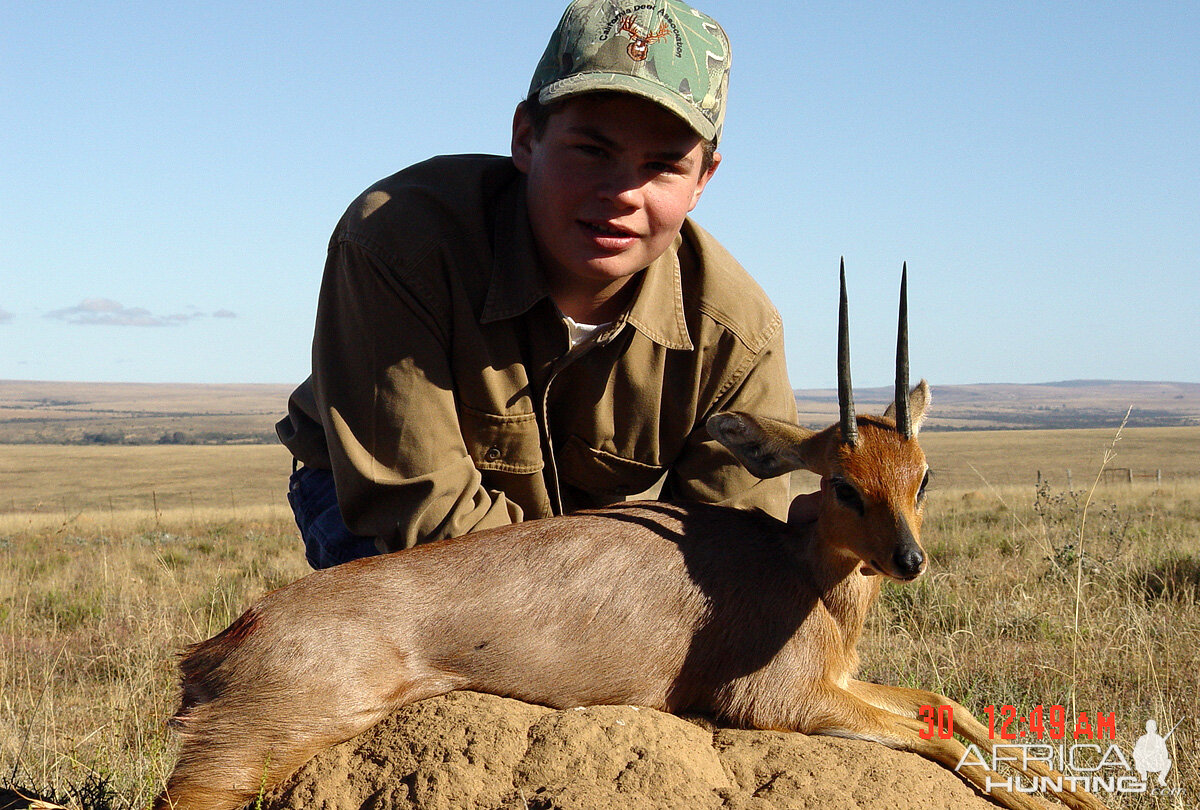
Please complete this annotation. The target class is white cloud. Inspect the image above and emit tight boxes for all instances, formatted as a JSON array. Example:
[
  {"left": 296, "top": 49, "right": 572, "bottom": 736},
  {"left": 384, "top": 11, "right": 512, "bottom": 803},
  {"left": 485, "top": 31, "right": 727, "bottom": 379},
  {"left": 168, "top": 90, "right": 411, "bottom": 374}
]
[
  {"left": 44, "top": 298, "right": 237, "bottom": 327},
  {"left": 0, "top": 307, "right": 13, "bottom": 324},
  {"left": 47, "top": 298, "right": 174, "bottom": 326}
]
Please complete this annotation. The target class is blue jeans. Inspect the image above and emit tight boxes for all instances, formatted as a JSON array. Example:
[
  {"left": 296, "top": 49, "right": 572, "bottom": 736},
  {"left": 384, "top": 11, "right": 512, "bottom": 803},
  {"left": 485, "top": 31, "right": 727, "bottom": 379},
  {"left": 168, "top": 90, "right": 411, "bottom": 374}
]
[{"left": 287, "top": 466, "right": 379, "bottom": 569}]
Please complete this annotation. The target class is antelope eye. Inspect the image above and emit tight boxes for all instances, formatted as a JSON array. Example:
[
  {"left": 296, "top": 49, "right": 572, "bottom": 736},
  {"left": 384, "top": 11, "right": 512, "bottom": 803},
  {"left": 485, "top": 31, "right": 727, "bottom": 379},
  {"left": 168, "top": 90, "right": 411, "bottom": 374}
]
[
  {"left": 917, "top": 470, "right": 931, "bottom": 502},
  {"left": 831, "top": 477, "right": 864, "bottom": 515}
]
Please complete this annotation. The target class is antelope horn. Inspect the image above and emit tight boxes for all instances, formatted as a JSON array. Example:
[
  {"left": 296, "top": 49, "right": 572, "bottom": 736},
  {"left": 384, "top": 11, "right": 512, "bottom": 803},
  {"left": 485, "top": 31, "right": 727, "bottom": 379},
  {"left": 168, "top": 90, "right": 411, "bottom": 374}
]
[
  {"left": 838, "top": 258, "right": 858, "bottom": 446},
  {"left": 895, "top": 262, "right": 912, "bottom": 439}
]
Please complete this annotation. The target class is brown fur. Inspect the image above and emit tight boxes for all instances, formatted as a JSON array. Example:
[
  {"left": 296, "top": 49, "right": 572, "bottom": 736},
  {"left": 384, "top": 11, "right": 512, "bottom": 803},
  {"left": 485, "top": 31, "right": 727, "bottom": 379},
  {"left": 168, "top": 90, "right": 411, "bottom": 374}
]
[
  {"left": 155, "top": 385, "right": 1106, "bottom": 810},
  {"left": 173, "top": 608, "right": 261, "bottom": 721}
]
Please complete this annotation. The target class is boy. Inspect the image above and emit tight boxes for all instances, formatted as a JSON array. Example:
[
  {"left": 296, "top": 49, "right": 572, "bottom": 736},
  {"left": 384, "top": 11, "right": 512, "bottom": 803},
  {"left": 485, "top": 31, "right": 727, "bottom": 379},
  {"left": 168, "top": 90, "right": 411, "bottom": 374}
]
[{"left": 277, "top": 0, "right": 801, "bottom": 568}]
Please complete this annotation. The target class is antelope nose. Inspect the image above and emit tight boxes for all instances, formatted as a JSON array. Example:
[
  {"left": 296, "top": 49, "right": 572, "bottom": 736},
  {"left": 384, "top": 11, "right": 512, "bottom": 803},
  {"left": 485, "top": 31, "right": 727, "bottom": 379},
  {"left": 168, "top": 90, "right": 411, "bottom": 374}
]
[{"left": 894, "top": 545, "right": 925, "bottom": 579}]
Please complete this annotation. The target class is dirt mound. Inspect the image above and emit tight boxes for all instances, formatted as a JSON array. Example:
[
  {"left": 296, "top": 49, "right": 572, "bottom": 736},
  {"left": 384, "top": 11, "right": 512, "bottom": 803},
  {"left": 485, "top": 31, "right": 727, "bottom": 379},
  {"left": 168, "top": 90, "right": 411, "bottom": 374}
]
[{"left": 260, "top": 691, "right": 999, "bottom": 810}]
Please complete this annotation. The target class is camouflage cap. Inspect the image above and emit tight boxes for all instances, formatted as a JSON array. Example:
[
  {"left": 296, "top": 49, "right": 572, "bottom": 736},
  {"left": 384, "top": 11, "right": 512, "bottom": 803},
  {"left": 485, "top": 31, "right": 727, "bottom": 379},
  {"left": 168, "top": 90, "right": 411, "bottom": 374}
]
[{"left": 528, "top": 0, "right": 731, "bottom": 144}]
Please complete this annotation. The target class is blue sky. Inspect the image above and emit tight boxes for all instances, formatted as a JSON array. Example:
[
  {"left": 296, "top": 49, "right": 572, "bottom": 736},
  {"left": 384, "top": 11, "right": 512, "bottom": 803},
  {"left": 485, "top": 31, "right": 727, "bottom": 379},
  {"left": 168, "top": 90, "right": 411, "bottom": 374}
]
[{"left": 2, "top": 1, "right": 1197, "bottom": 389}]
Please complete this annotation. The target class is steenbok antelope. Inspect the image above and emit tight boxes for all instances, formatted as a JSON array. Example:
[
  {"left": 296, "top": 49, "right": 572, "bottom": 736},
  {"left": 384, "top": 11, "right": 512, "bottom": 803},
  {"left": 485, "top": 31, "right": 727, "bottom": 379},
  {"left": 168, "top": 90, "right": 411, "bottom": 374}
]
[{"left": 156, "top": 265, "right": 1106, "bottom": 810}]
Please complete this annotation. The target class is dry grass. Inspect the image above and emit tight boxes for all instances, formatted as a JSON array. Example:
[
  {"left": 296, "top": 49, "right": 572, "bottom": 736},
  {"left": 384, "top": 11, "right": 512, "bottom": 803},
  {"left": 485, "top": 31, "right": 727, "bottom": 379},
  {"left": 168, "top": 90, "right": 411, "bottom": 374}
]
[
  {"left": 860, "top": 476, "right": 1200, "bottom": 809},
  {"left": 918, "top": 425, "right": 1200, "bottom": 489},
  {"left": 2, "top": 430, "right": 1198, "bottom": 808},
  {"left": 0, "top": 445, "right": 292, "bottom": 516},
  {"left": 1, "top": 509, "right": 308, "bottom": 808}
]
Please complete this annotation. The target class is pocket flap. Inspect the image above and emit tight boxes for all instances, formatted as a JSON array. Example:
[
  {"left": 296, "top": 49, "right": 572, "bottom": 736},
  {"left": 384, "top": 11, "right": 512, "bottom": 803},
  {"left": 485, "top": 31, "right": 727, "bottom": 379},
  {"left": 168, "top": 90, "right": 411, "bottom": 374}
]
[
  {"left": 559, "top": 435, "right": 666, "bottom": 498},
  {"left": 459, "top": 406, "right": 544, "bottom": 474}
]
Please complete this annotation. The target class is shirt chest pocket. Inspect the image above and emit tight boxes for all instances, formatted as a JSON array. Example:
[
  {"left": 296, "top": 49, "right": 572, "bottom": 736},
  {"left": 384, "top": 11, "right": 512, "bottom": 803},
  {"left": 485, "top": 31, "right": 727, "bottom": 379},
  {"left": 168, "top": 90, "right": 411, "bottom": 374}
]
[
  {"left": 558, "top": 435, "right": 667, "bottom": 499},
  {"left": 459, "top": 406, "right": 544, "bottom": 474}
]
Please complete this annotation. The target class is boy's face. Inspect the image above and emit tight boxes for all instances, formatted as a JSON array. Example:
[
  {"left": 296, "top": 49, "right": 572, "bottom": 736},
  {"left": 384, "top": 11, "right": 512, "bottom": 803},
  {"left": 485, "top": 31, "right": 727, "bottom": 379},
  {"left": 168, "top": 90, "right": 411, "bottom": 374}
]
[{"left": 512, "top": 94, "right": 719, "bottom": 314}]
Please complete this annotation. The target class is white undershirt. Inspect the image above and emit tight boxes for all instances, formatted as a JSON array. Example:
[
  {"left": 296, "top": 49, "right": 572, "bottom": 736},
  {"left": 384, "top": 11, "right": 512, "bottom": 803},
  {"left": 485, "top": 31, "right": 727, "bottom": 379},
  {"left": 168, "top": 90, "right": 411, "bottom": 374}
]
[{"left": 563, "top": 314, "right": 610, "bottom": 349}]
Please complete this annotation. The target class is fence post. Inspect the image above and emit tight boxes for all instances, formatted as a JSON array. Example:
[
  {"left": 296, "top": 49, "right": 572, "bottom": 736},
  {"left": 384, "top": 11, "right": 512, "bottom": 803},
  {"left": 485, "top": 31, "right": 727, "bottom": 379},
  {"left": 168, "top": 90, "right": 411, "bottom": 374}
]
[{"left": 1067, "top": 469, "right": 1072, "bottom": 489}]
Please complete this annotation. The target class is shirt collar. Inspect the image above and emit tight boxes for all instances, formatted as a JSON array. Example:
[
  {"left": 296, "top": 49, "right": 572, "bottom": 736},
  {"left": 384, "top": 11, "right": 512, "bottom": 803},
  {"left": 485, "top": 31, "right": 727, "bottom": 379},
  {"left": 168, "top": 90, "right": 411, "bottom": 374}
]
[
  {"left": 481, "top": 175, "right": 550, "bottom": 324},
  {"left": 482, "top": 175, "right": 693, "bottom": 351},
  {"left": 619, "top": 232, "right": 693, "bottom": 351}
]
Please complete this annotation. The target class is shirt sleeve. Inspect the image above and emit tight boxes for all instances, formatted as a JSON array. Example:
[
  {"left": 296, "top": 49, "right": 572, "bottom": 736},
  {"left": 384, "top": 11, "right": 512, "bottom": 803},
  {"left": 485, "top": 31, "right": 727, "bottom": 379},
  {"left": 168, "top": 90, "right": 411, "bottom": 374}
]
[
  {"left": 662, "top": 322, "right": 797, "bottom": 521},
  {"left": 311, "top": 239, "right": 522, "bottom": 550}
]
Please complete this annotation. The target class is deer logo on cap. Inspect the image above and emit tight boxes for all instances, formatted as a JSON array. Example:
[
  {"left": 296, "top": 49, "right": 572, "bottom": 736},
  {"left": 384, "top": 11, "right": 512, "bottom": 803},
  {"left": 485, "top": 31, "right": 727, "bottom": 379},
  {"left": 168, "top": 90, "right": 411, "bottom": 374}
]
[{"left": 619, "top": 15, "right": 671, "bottom": 61}]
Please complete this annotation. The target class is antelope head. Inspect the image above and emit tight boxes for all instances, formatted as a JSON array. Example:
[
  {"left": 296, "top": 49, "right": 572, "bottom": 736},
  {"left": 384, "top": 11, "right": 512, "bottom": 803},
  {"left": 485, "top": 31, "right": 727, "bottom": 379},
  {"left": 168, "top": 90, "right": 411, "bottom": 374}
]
[{"left": 709, "top": 261, "right": 931, "bottom": 581}]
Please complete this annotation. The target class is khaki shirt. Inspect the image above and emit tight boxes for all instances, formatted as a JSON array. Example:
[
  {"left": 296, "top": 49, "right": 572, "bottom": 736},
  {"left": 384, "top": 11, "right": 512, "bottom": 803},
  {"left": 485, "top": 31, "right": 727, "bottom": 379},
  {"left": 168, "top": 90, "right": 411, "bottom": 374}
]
[{"left": 276, "top": 155, "right": 797, "bottom": 552}]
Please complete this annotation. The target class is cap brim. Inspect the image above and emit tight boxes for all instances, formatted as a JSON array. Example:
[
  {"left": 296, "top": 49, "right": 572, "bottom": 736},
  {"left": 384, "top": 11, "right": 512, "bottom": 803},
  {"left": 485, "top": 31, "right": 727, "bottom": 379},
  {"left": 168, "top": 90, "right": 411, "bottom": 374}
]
[{"left": 538, "top": 72, "right": 718, "bottom": 143}]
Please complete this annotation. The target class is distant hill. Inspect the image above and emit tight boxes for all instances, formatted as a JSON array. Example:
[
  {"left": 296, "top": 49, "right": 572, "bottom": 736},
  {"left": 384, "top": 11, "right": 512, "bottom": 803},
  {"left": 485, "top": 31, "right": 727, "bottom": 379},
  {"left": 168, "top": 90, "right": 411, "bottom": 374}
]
[
  {"left": 0, "top": 380, "right": 293, "bottom": 444},
  {"left": 1, "top": 379, "right": 1197, "bottom": 444},
  {"left": 795, "top": 380, "right": 1200, "bottom": 431}
]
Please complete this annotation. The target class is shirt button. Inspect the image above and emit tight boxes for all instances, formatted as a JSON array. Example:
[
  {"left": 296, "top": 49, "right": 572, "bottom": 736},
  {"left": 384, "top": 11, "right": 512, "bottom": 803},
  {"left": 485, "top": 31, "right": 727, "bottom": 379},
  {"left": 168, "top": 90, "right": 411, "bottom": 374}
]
[{"left": 484, "top": 446, "right": 502, "bottom": 461}]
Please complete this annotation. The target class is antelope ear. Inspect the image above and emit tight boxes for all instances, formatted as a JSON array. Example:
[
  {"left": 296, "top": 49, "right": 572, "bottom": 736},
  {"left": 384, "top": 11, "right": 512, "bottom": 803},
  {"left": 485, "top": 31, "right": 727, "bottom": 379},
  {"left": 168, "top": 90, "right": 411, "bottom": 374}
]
[
  {"left": 883, "top": 379, "right": 932, "bottom": 436},
  {"left": 707, "top": 412, "right": 817, "bottom": 479}
]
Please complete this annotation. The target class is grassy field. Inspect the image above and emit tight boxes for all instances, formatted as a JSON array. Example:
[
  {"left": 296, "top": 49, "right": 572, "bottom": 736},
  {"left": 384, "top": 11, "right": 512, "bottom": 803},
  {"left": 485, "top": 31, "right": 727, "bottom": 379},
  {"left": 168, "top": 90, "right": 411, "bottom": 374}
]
[
  {"left": 0, "top": 444, "right": 294, "bottom": 518},
  {"left": 1, "top": 427, "right": 1198, "bottom": 809}
]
